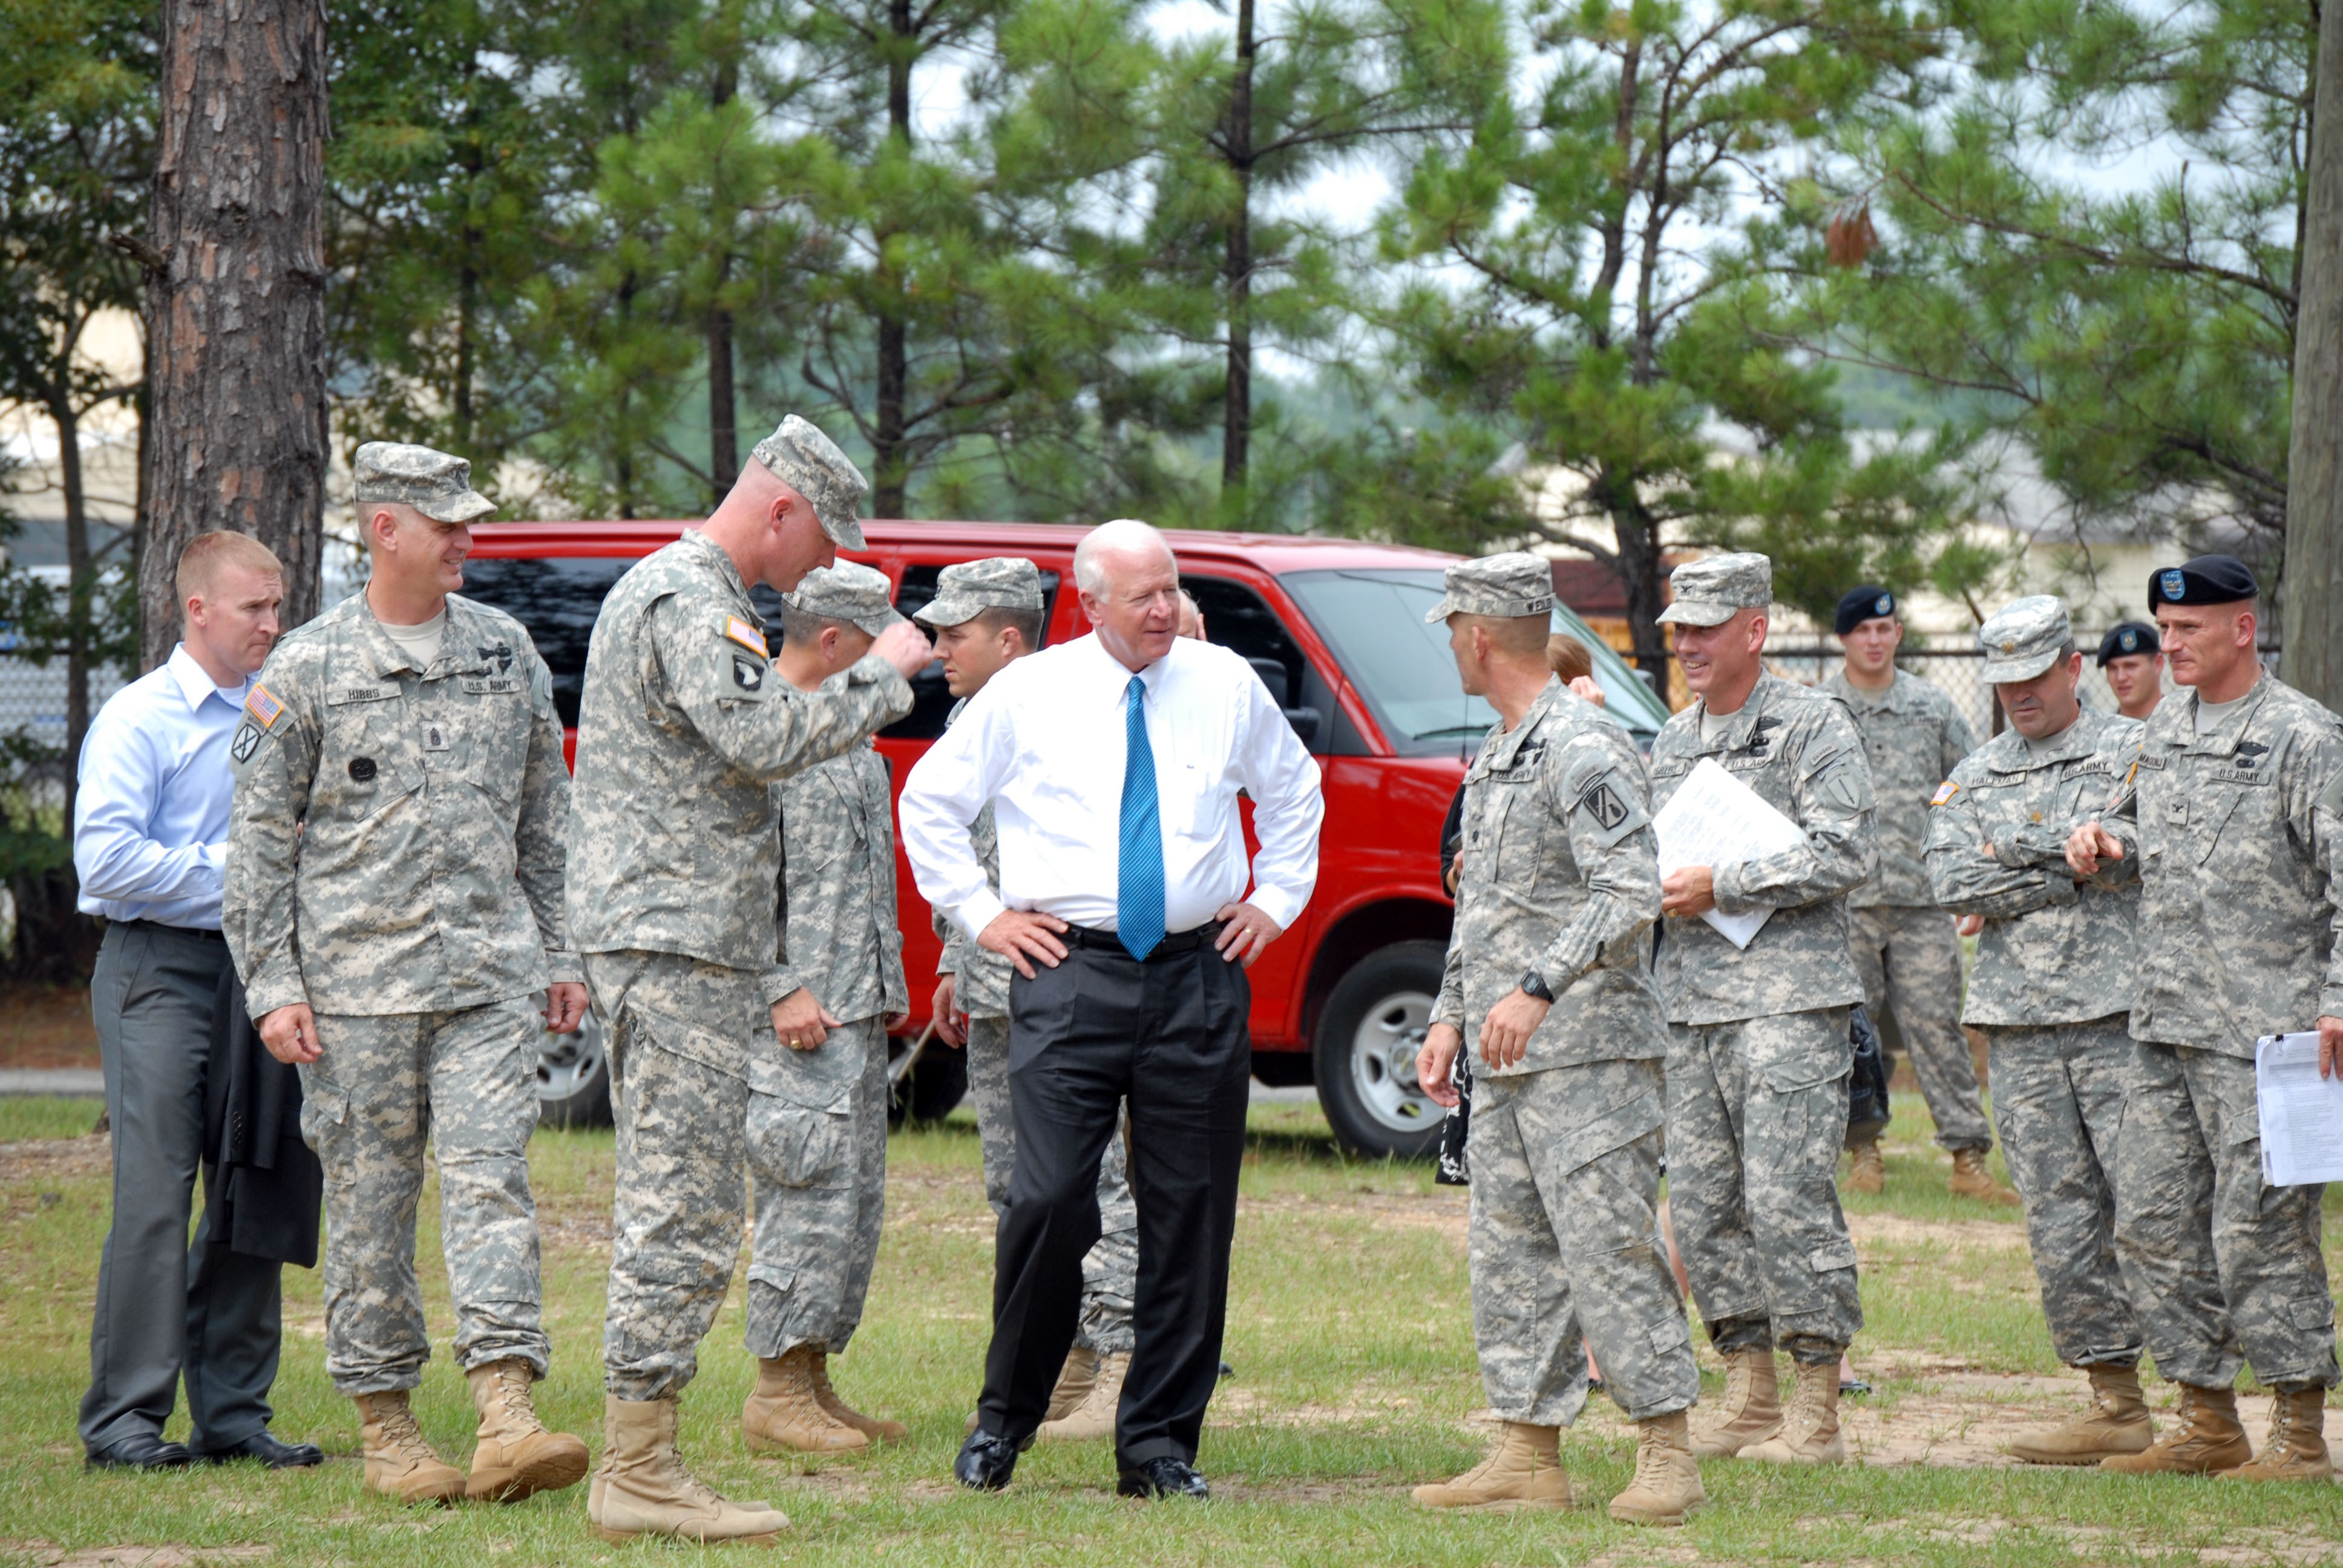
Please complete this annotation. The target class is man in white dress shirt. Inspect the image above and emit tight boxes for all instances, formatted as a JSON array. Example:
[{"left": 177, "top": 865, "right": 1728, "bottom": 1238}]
[
  {"left": 74, "top": 531, "right": 318, "bottom": 1471},
  {"left": 900, "top": 518, "right": 1324, "bottom": 1500}
]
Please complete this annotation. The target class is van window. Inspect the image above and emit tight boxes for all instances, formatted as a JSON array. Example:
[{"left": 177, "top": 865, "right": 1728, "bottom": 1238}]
[
  {"left": 1180, "top": 574, "right": 1365, "bottom": 756},
  {"left": 455, "top": 556, "right": 635, "bottom": 727},
  {"left": 858, "top": 562, "right": 1061, "bottom": 742}
]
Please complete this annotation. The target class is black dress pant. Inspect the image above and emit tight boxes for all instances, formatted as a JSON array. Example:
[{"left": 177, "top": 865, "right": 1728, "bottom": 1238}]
[{"left": 977, "top": 925, "right": 1251, "bottom": 1468}]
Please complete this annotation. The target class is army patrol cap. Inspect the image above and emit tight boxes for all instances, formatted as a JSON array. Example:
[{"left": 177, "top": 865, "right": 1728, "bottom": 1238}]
[
  {"left": 2097, "top": 620, "right": 2161, "bottom": 667},
  {"left": 1423, "top": 551, "right": 1555, "bottom": 623},
  {"left": 1977, "top": 595, "right": 2073, "bottom": 684},
  {"left": 787, "top": 559, "right": 905, "bottom": 637},
  {"left": 352, "top": 442, "right": 496, "bottom": 523},
  {"left": 2148, "top": 553, "right": 2258, "bottom": 609},
  {"left": 1657, "top": 552, "right": 1772, "bottom": 627},
  {"left": 917, "top": 557, "right": 1046, "bottom": 629},
  {"left": 752, "top": 415, "right": 868, "bottom": 551},
  {"left": 1833, "top": 584, "right": 1897, "bottom": 636}
]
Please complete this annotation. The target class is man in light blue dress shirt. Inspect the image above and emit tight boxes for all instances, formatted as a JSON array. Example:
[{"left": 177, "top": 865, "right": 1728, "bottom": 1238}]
[{"left": 73, "top": 531, "right": 317, "bottom": 1471}]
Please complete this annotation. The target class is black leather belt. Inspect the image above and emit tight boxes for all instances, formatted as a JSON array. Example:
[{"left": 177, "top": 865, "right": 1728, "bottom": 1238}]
[
  {"left": 1059, "top": 921, "right": 1224, "bottom": 958},
  {"left": 117, "top": 919, "right": 224, "bottom": 942}
]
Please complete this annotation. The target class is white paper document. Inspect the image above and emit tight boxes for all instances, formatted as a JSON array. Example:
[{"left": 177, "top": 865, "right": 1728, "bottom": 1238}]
[
  {"left": 2255, "top": 1033, "right": 2343, "bottom": 1186},
  {"left": 1650, "top": 757, "right": 1810, "bottom": 951}
]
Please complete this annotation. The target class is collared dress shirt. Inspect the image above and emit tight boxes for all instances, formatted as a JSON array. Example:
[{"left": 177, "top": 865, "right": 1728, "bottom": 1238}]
[
  {"left": 900, "top": 631, "right": 1325, "bottom": 941},
  {"left": 73, "top": 644, "right": 251, "bottom": 929}
]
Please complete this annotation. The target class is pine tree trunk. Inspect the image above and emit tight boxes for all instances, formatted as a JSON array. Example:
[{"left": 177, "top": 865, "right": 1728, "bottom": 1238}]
[
  {"left": 1221, "top": 0, "right": 1257, "bottom": 501},
  {"left": 49, "top": 393, "right": 93, "bottom": 828},
  {"left": 707, "top": 60, "right": 740, "bottom": 503},
  {"left": 142, "top": 0, "right": 330, "bottom": 664},
  {"left": 2285, "top": 0, "right": 2343, "bottom": 706}
]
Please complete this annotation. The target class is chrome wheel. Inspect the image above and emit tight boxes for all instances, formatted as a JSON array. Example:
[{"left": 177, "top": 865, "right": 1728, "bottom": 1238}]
[{"left": 1346, "top": 988, "right": 1439, "bottom": 1135}]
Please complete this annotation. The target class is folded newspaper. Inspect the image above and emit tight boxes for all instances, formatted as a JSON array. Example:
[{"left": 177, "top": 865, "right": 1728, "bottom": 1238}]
[
  {"left": 1651, "top": 757, "right": 1809, "bottom": 950},
  {"left": 2255, "top": 1032, "right": 2343, "bottom": 1186}
]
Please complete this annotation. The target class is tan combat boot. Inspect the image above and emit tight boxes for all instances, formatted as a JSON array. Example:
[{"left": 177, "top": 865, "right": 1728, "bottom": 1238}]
[
  {"left": 1948, "top": 1148, "right": 2020, "bottom": 1206},
  {"left": 2007, "top": 1363, "right": 2153, "bottom": 1465},
  {"left": 1742, "top": 1357, "right": 1846, "bottom": 1464},
  {"left": 1844, "top": 1138, "right": 1885, "bottom": 1195},
  {"left": 2100, "top": 1383, "right": 2252, "bottom": 1474},
  {"left": 2217, "top": 1384, "right": 2332, "bottom": 1482},
  {"left": 1607, "top": 1410, "right": 1706, "bottom": 1526},
  {"left": 463, "top": 1359, "right": 589, "bottom": 1501},
  {"left": 1689, "top": 1348, "right": 1781, "bottom": 1458},
  {"left": 1410, "top": 1422, "right": 1570, "bottom": 1511},
  {"left": 592, "top": 1395, "right": 785, "bottom": 1544},
  {"left": 741, "top": 1346, "right": 868, "bottom": 1454},
  {"left": 965, "top": 1345, "right": 1096, "bottom": 1435},
  {"left": 809, "top": 1350, "right": 906, "bottom": 1443},
  {"left": 353, "top": 1390, "right": 465, "bottom": 1506},
  {"left": 1036, "top": 1349, "right": 1127, "bottom": 1442}
]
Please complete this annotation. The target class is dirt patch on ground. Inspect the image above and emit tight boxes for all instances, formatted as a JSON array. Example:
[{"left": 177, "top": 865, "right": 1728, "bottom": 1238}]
[
  {"left": 2, "top": 1547, "right": 271, "bottom": 1568},
  {"left": 1845, "top": 1210, "right": 2029, "bottom": 1255},
  {"left": 0, "top": 1135, "right": 111, "bottom": 1186},
  {"left": 1843, "top": 1369, "right": 2279, "bottom": 1469},
  {"left": 0, "top": 985, "right": 100, "bottom": 1069}
]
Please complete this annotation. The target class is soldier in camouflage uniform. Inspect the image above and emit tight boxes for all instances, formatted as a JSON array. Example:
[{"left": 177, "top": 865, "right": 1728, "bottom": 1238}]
[
  {"left": 740, "top": 562, "right": 913, "bottom": 1455},
  {"left": 1409, "top": 555, "right": 1703, "bottom": 1526},
  {"left": 1646, "top": 553, "right": 1877, "bottom": 1467},
  {"left": 224, "top": 442, "right": 589, "bottom": 1507},
  {"left": 1823, "top": 587, "right": 2010, "bottom": 1202},
  {"left": 915, "top": 557, "right": 1141, "bottom": 1440},
  {"left": 2068, "top": 555, "right": 2343, "bottom": 1483},
  {"left": 566, "top": 417, "right": 926, "bottom": 1542},
  {"left": 1923, "top": 595, "right": 2153, "bottom": 1465}
]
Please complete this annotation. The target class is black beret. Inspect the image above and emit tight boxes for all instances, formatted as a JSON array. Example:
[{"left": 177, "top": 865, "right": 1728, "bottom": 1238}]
[
  {"left": 1834, "top": 584, "right": 1897, "bottom": 636},
  {"left": 2148, "top": 554, "right": 2258, "bottom": 608},
  {"left": 2096, "top": 621, "right": 2161, "bottom": 666}
]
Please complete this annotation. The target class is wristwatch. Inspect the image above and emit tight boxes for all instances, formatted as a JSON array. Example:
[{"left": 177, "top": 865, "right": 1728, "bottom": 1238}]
[{"left": 1518, "top": 969, "right": 1555, "bottom": 1002}]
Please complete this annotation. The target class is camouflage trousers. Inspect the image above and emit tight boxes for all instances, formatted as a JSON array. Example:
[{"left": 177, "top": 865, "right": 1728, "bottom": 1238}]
[
  {"left": 966, "top": 1013, "right": 1137, "bottom": 1354},
  {"left": 1846, "top": 904, "right": 1990, "bottom": 1151},
  {"left": 1467, "top": 1059, "right": 1699, "bottom": 1425},
  {"left": 1983, "top": 1018, "right": 2143, "bottom": 1368},
  {"left": 298, "top": 999, "right": 548, "bottom": 1396},
  {"left": 1666, "top": 1008, "right": 1863, "bottom": 1362},
  {"left": 583, "top": 950, "right": 762, "bottom": 1402},
  {"left": 2112, "top": 1041, "right": 2339, "bottom": 1391},
  {"left": 745, "top": 1016, "right": 889, "bottom": 1359}
]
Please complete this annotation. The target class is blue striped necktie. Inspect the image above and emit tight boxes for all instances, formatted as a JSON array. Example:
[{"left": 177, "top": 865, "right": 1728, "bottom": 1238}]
[{"left": 1118, "top": 673, "right": 1165, "bottom": 960}]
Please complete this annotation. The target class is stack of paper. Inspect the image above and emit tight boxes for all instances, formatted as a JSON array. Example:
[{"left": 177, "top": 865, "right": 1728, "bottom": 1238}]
[
  {"left": 1651, "top": 757, "right": 1810, "bottom": 950},
  {"left": 2255, "top": 1033, "right": 2343, "bottom": 1186}
]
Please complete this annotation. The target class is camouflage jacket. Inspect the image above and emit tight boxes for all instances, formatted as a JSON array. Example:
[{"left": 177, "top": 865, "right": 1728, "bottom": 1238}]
[
  {"left": 566, "top": 531, "right": 913, "bottom": 981},
  {"left": 2098, "top": 675, "right": 2343, "bottom": 1054},
  {"left": 1922, "top": 707, "right": 2142, "bottom": 1027},
  {"left": 1648, "top": 673, "right": 1878, "bottom": 1025},
  {"left": 1431, "top": 678, "right": 1668, "bottom": 1073},
  {"left": 772, "top": 717, "right": 906, "bottom": 1027},
  {"left": 223, "top": 591, "right": 575, "bottom": 1018},
  {"left": 930, "top": 697, "right": 1012, "bottom": 1017},
  {"left": 1823, "top": 668, "right": 1974, "bottom": 908}
]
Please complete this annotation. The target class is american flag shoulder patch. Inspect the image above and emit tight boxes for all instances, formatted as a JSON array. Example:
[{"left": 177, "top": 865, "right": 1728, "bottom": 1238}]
[
  {"left": 723, "top": 615, "right": 768, "bottom": 657},
  {"left": 1929, "top": 780, "right": 1959, "bottom": 806},
  {"left": 245, "top": 684, "right": 286, "bottom": 729}
]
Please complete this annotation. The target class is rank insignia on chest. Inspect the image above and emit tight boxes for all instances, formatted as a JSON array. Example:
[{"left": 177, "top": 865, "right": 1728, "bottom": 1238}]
[
  {"left": 1930, "top": 780, "right": 1959, "bottom": 806},
  {"left": 733, "top": 654, "right": 765, "bottom": 692},
  {"left": 2233, "top": 739, "right": 2270, "bottom": 769},
  {"left": 477, "top": 641, "right": 514, "bottom": 674},
  {"left": 423, "top": 724, "right": 451, "bottom": 752},
  {"left": 723, "top": 615, "right": 769, "bottom": 657},
  {"left": 244, "top": 684, "right": 285, "bottom": 729}
]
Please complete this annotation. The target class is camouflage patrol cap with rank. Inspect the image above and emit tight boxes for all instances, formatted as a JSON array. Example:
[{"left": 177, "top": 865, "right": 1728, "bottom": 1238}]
[
  {"left": 917, "top": 557, "right": 1045, "bottom": 629},
  {"left": 1423, "top": 551, "right": 1555, "bottom": 623},
  {"left": 752, "top": 414, "right": 869, "bottom": 550},
  {"left": 353, "top": 441, "right": 496, "bottom": 523},
  {"left": 787, "top": 559, "right": 906, "bottom": 637},
  {"left": 1657, "top": 552, "right": 1772, "bottom": 626},
  {"left": 1976, "top": 594, "right": 2072, "bottom": 684}
]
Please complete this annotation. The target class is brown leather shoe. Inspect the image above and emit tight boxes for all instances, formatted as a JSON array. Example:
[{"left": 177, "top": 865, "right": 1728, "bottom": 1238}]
[
  {"left": 1949, "top": 1148, "right": 2020, "bottom": 1206},
  {"left": 2100, "top": 1383, "right": 2253, "bottom": 1475},
  {"left": 1411, "top": 1422, "right": 1570, "bottom": 1511},
  {"left": 2217, "top": 1384, "right": 2332, "bottom": 1481},
  {"left": 809, "top": 1350, "right": 906, "bottom": 1443},
  {"left": 464, "top": 1359, "right": 589, "bottom": 1501}
]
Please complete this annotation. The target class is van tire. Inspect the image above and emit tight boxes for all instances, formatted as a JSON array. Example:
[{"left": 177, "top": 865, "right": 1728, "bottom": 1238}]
[
  {"left": 1312, "top": 941, "right": 1447, "bottom": 1161},
  {"left": 889, "top": 1040, "right": 969, "bottom": 1126},
  {"left": 537, "top": 1010, "right": 613, "bottom": 1130}
]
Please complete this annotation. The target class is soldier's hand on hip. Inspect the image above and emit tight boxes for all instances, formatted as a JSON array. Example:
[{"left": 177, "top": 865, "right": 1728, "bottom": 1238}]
[
  {"left": 1660, "top": 866, "right": 1717, "bottom": 918},
  {"left": 257, "top": 1002, "right": 320, "bottom": 1066},
  {"left": 979, "top": 909, "right": 1069, "bottom": 979},
  {"left": 771, "top": 988, "right": 841, "bottom": 1050},
  {"left": 1213, "top": 901, "right": 1283, "bottom": 967},
  {"left": 1418, "top": 1023, "right": 1463, "bottom": 1109},
  {"left": 2319, "top": 1016, "right": 2343, "bottom": 1081},
  {"left": 873, "top": 621, "right": 933, "bottom": 679},
  {"left": 1479, "top": 988, "right": 1552, "bottom": 1070},
  {"left": 543, "top": 982, "right": 589, "bottom": 1035},
  {"left": 931, "top": 973, "right": 964, "bottom": 1045},
  {"left": 2065, "top": 821, "right": 2121, "bottom": 878}
]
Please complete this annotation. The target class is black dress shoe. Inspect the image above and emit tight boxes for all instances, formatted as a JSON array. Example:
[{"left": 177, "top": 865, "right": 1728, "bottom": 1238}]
[
  {"left": 197, "top": 1430, "right": 324, "bottom": 1469},
  {"left": 954, "top": 1430, "right": 1029, "bottom": 1491},
  {"left": 1117, "top": 1456, "right": 1209, "bottom": 1500},
  {"left": 87, "top": 1432, "right": 193, "bottom": 1471}
]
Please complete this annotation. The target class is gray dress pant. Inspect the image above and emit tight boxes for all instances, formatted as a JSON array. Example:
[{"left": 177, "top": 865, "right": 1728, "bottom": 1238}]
[{"left": 79, "top": 921, "right": 286, "bottom": 1453}]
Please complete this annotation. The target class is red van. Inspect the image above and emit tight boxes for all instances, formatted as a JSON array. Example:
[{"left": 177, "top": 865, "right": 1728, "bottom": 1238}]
[{"left": 457, "top": 520, "right": 1672, "bottom": 1157}]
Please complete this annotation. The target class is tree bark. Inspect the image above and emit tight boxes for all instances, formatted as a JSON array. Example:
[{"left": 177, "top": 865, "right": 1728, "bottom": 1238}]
[
  {"left": 1221, "top": 0, "right": 1257, "bottom": 500},
  {"left": 707, "top": 60, "right": 740, "bottom": 503},
  {"left": 142, "top": 0, "right": 330, "bottom": 665},
  {"left": 2285, "top": 0, "right": 2343, "bottom": 706},
  {"left": 48, "top": 391, "right": 92, "bottom": 828},
  {"left": 868, "top": 0, "right": 916, "bottom": 518}
]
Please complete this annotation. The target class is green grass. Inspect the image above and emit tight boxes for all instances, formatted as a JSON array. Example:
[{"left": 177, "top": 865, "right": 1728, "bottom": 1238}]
[{"left": 1, "top": 1094, "right": 2338, "bottom": 1566}]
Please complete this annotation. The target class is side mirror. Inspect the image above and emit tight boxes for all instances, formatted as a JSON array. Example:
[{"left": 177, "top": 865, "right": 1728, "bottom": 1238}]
[{"left": 1283, "top": 705, "right": 1322, "bottom": 745}]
